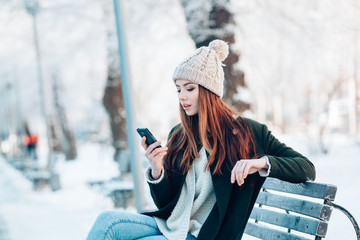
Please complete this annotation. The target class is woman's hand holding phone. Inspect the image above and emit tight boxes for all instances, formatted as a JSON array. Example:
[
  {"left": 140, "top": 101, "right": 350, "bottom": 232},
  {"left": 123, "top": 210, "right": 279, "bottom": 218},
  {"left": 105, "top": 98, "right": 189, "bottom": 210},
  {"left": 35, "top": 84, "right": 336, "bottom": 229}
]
[{"left": 140, "top": 136, "right": 168, "bottom": 179}]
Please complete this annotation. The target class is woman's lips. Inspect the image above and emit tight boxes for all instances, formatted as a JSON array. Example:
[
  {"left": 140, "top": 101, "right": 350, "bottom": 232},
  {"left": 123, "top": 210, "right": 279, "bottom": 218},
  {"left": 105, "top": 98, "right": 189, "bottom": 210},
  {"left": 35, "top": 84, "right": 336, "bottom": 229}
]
[{"left": 183, "top": 104, "right": 191, "bottom": 110}]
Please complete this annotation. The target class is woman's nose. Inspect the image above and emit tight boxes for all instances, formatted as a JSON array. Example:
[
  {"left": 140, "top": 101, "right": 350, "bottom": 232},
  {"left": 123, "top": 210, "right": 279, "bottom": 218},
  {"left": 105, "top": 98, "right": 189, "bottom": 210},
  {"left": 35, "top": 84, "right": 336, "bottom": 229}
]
[{"left": 179, "top": 91, "right": 187, "bottom": 100}]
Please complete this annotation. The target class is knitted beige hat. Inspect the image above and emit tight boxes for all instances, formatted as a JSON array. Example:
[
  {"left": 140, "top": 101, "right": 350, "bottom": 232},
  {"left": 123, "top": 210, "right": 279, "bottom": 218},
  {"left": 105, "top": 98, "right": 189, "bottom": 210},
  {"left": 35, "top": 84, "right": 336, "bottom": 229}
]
[{"left": 172, "top": 39, "right": 229, "bottom": 98}]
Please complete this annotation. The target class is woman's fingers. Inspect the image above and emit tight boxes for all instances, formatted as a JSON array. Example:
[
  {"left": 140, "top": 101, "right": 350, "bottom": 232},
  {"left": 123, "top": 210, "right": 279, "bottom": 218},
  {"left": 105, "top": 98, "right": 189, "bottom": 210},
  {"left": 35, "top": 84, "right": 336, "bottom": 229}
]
[
  {"left": 235, "top": 163, "right": 244, "bottom": 186},
  {"left": 153, "top": 151, "right": 167, "bottom": 161},
  {"left": 145, "top": 141, "right": 162, "bottom": 156},
  {"left": 231, "top": 167, "right": 235, "bottom": 183},
  {"left": 140, "top": 137, "right": 147, "bottom": 150},
  {"left": 145, "top": 141, "right": 168, "bottom": 167},
  {"left": 230, "top": 161, "right": 239, "bottom": 183},
  {"left": 243, "top": 163, "right": 251, "bottom": 179},
  {"left": 231, "top": 161, "right": 242, "bottom": 185},
  {"left": 231, "top": 158, "right": 269, "bottom": 186},
  {"left": 231, "top": 160, "right": 253, "bottom": 186},
  {"left": 148, "top": 146, "right": 167, "bottom": 160},
  {"left": 140, "top": 137, "right": 168, "bottom": 174}
]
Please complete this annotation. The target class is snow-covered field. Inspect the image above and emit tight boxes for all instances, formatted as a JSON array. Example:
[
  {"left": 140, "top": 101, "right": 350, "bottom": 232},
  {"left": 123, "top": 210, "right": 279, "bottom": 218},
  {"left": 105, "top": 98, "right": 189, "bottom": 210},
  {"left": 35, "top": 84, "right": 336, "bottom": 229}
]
[
  {"left": 0, "top": 143, "right": 127, "bottom": 240},
  {"left": 0, "top": 133, "right": 359, "bottom": 240}
]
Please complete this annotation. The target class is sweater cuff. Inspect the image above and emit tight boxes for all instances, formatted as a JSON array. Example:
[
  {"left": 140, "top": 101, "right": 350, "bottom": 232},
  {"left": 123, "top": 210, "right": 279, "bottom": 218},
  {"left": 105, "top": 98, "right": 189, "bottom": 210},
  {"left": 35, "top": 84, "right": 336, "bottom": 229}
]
[
  {"left": 258, "top": 156, "right": 271, "bottom": 177},
  {"left": 146, "top": 167, "right": 165, "bottom": 184}
]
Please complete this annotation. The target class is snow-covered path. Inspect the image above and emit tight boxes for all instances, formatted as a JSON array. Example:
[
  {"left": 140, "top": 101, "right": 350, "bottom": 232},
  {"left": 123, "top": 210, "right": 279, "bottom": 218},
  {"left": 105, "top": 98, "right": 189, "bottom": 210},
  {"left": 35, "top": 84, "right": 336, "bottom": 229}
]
[
  {"left": 0, "top": 135, "right": 359, "bottom": 240},
  {"left": 0, "top": 157, "right": 101, "bottom": 240},
  {"left": 0, "top": 143, "right": 124, "bottom": 240}
]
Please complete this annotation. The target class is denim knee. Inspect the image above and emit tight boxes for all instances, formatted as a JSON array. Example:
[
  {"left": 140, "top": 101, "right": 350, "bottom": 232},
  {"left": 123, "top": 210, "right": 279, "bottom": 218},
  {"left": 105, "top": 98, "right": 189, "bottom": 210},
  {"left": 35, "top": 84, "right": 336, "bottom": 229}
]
[
  {"left": 95, "top": 210, "right": 116, "bottom": 224},
  {"left": 87, "top": 211, "right": 162, "bottom": 240},
  {"left": 87, "top": 211, "right": 119, "bottom": 240}
]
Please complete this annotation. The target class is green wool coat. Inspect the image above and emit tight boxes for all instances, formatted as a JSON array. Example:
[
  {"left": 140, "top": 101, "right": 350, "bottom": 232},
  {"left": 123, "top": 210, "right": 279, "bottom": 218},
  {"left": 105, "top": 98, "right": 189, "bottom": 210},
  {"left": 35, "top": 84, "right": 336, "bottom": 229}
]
[{"left": 143, "top": 118, "right": 316, "bottom": 240}]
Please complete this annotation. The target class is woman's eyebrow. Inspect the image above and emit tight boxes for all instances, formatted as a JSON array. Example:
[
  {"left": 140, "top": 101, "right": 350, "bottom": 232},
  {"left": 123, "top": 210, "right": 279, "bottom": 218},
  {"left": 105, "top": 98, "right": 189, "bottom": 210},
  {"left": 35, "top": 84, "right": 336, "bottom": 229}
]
[{"left": 176, "top": 82, "right": 193, "bottom": 88}]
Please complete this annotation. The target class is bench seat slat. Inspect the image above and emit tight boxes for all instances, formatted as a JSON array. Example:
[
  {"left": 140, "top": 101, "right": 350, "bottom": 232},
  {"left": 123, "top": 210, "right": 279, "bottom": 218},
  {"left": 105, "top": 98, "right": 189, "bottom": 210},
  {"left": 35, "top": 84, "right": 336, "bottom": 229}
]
[
  {"left": 256, "top": 191, "right": 332, "bottom": 221},
  {"left": 244, "top": 222, "right": 311, "bottom": 240},
  {"left": 249, "top": 207, "right": 328, "bottom": 237},
  {"left": 263, "top": 178, "right": 337, "bottom": 201}
]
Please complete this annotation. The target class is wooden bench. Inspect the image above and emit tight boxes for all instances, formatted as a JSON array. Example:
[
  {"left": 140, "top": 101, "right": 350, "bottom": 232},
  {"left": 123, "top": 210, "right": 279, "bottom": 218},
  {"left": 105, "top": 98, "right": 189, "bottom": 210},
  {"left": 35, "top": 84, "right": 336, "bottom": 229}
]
[
  {"left": 244, "top": 178, "right": 360, "bottom": 240},
  {"left": 88, "top": 180, "right": 134, "bottom": 208},
  {"left": 23, "top": 169, "right": 61, "bottom": 191}
]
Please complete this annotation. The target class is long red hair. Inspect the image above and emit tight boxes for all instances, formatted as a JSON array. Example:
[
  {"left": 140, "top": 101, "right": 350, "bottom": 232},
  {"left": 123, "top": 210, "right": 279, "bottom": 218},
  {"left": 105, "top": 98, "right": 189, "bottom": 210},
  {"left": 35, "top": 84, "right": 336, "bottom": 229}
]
[{"left": 163, "top": 86, "right": 256, "bottom": 175}]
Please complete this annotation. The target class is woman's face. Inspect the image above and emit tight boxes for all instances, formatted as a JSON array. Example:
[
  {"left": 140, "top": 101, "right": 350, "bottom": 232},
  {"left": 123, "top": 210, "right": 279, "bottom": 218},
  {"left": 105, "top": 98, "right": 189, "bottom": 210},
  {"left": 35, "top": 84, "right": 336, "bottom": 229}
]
[{"left": 175, "top": 79, "right": 199, "bottom": 116}]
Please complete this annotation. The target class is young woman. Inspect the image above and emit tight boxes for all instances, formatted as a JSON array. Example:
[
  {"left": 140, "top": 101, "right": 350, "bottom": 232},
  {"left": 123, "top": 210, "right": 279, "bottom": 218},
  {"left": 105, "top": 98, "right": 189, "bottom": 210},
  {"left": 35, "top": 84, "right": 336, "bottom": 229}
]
[{"left": 86, "top": 40, "right": 316, "bottom": 240}]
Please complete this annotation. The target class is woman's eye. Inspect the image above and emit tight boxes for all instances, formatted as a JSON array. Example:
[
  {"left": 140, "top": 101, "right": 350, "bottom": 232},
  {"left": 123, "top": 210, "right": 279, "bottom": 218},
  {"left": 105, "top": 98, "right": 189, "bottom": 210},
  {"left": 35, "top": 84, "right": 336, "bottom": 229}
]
[
  {"left": 177, "top": 89, "right": 181, "bottom": 93},
  {"left": 187, "top": 88, "right": 194, "bottom": 92}
]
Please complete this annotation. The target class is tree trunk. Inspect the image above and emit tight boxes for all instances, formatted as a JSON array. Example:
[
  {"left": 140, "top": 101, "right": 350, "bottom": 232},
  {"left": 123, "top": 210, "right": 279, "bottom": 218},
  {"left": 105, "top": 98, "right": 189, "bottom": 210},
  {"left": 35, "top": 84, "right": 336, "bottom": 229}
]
[
  {"left": 102, "top": 0, "right": 129, "bottom": 173},
  {"left": 349, "top": 0, "right": 359, "bottom": 134},
  {"left": 52, "top": 71, "right": 77, "bottom": 160},
  {"left": 180, "top": 0, "right": 250, "bottom": 112}
]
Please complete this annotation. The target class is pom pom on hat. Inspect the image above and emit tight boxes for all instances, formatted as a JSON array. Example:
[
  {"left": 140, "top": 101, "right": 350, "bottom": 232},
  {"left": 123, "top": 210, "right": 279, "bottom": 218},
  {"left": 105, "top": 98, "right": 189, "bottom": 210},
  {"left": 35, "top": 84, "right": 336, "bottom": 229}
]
[
  {"left": 172, "top": 39, "right": 229, "bottom": 98},
  {"left": 209, "top": 39, "right": 229, "bottom": 62}
]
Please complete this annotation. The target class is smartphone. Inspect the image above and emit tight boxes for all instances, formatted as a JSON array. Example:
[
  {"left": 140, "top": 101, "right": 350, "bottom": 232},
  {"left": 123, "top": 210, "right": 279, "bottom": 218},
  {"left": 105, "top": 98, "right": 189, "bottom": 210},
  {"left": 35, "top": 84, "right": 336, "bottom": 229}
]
[{"left": 136, "top": 128, "right": 161, "bottom": 148}]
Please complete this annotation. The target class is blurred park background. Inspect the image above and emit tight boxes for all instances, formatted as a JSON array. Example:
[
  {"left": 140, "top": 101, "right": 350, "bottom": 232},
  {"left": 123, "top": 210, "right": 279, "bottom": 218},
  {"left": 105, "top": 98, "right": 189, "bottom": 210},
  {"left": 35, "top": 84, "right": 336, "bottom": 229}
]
[{"left": 0, "top": 0, "right": 359, "bottom": 239}]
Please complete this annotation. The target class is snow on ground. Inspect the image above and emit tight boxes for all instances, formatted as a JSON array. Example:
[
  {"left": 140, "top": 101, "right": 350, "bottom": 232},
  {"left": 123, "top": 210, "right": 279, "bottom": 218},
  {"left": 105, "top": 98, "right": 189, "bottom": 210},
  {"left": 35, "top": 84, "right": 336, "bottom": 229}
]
[
  {"left": 0, "top": 142, "right": 133, "bottom": 240},
  {"left": 0, "top": 134, "right": 359, "bottom": 240}
]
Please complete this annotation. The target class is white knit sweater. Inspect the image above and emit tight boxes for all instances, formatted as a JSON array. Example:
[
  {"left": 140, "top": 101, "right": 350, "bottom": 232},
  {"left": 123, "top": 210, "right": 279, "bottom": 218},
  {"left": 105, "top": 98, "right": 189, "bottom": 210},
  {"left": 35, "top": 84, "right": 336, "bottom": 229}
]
[{"left": 147, "top": 147, "right": 216, "bottom": 240}]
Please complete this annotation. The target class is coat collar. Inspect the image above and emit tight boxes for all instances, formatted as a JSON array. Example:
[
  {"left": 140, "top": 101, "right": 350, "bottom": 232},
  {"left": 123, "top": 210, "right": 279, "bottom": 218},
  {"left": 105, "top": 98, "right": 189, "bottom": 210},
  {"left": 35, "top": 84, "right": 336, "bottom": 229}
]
[{"left": 206, "top": 151, "right": 233, "bottom": 226}]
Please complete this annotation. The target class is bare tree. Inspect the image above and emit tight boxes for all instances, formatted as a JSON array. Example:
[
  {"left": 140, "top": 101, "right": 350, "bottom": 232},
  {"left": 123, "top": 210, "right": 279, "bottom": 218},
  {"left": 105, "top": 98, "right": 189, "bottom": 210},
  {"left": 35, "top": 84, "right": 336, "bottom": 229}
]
[
  {"left": 102, "top": 0, "right": 129, "bottom": 174},
  {"left": 52, "top": 71, "right": 77, "bottom": 160},
  {"left": 180, "top": 0, "right": 250, "bottom": 112},
  {"left": 349, "top": 0, "right": 360, "bottom": 134}
]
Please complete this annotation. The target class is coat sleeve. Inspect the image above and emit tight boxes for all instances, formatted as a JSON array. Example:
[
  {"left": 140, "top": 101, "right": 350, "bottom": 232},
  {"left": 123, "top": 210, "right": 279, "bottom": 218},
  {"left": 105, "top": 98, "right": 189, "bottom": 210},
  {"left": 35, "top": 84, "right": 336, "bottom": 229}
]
[
  {"left": 147, "top": 124, "right": 180, "bottom": 209},
  {"left": 147, "top": 171, "right": 173, "bottom": 209},
  {"left": 246, "top": 118, "right": 316, "bottom": 183},
  {"left": 253, "top": 121, "right": 316, "bottom": 183}
]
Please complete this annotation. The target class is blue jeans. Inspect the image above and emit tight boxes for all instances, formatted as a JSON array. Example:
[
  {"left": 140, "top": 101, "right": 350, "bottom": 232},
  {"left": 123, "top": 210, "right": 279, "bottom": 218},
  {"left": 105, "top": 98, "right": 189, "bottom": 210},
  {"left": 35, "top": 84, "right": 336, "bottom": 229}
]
[{"left": 86, "top": 210, "right": 197, "bottom": 240}]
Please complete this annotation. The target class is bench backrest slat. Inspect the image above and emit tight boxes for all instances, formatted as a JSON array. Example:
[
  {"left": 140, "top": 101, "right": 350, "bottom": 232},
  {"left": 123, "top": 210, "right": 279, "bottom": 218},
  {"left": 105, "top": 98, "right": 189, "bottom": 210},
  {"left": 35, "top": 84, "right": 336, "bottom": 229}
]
[
  {"left": 250, "top": 207, "right": 328, "bottom": 237},
  {"left": 262, "top": 178, "right": 337, "bottom": 201},
  {"left": 256, "top": 191, "right": 333, "bottom": 221},
  {"left": 245, "top": 222, "right": 312, "bottom": 240}
]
